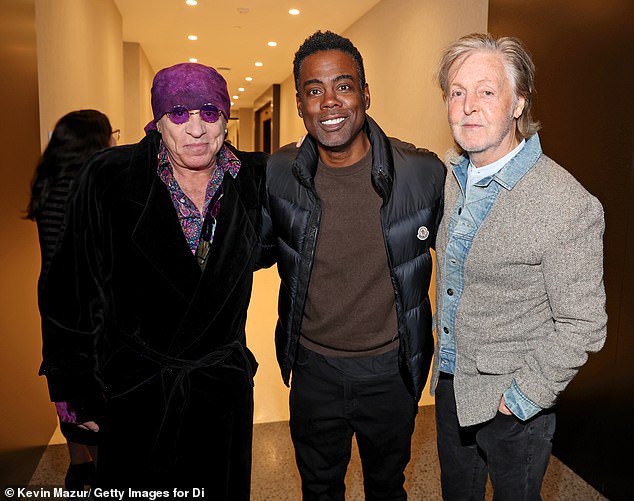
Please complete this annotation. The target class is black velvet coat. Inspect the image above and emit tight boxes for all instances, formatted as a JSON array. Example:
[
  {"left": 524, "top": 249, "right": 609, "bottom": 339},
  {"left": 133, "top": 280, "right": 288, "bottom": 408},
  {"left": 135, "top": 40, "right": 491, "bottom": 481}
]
[{"left": 39, "top": 131, "right": 268, "bottom": 496}]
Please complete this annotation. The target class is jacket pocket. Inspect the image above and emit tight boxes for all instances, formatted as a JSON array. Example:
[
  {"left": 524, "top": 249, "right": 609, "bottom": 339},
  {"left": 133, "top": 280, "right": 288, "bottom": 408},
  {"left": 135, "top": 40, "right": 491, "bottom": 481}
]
[{"left": 475, "top": 349, "right": 525, "bottom": 375}]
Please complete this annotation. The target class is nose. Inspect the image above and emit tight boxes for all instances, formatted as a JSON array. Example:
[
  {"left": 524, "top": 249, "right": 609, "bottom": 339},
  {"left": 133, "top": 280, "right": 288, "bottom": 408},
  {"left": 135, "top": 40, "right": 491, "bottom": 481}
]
[
  {"left": 321, "top": 87, "right": 341, "bottom": 109},
  {"left": 186, "top": 112, "right": 206, "bottom": 137},
  {"left": 463, "top": 92, "right": 479, "bottom": 115}
]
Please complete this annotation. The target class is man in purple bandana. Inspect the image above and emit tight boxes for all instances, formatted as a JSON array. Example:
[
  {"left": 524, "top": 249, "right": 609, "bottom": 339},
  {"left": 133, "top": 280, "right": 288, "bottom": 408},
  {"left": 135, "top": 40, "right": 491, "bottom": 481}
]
[{"left": 39, "top": 63, "right": 268, "bottom": 497}]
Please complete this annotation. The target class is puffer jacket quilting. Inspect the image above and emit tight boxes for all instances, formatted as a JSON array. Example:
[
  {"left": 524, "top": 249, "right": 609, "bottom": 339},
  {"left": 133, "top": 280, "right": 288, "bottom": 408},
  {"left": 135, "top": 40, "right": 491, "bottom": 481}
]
[{"left": 260, "top": 116, "right": 445, "bottom": 400}]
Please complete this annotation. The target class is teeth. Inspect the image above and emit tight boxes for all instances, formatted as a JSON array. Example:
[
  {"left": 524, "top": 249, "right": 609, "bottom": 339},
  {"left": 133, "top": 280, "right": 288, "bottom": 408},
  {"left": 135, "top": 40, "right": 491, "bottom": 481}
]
[{"left": 321, "top": 117, "right": 345, "bottom": 125}]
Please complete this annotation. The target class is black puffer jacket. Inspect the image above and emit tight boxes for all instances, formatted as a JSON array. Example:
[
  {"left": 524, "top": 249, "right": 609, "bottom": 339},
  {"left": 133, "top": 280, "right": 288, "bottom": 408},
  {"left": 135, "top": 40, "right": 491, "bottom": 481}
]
[{"left": 259, "top": 116, "right": 445, "bottom": 400}]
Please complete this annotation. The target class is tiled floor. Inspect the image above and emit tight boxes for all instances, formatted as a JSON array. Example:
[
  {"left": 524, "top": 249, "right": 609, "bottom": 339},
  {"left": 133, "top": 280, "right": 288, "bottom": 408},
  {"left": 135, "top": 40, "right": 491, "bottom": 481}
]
[{"left": 30, "top": 406, "right": 606, "bottom": 500}]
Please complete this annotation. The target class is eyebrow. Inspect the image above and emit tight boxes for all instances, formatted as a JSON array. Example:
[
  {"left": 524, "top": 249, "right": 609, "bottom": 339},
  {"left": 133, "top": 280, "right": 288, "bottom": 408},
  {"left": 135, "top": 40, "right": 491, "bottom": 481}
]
[
  {"left": 302, "top": 74, "right": 355, "bottom": 88},
  {"left": 451, "top": 77, "right": 497, "bottom": 87}
]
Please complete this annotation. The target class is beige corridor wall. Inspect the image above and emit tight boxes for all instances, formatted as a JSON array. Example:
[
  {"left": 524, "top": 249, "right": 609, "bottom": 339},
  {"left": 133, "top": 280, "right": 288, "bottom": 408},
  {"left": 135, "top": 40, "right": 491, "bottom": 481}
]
[
  {"left": 252, "top": 0, "right": 488, "bottom": 421},
  {"left": 238, "top": 107, "right": 255, "bottom": 151},
  {"left": 279, "top": 73, "right": 306, "bottom": 146},
  {"left": 0, "top": 0, "right": 56, "bottom": 475},
  {"left": 123, "top": 42, "right": 154, "bottom": 144},
  {"left": 35, "top": 0, "right": 125, "bottom": 149}
]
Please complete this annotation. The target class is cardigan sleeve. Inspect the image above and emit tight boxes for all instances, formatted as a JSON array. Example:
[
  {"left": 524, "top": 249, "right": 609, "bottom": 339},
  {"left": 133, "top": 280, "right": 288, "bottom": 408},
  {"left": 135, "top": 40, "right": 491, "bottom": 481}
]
[{"left": 511, "top": 191, "right": 607, "bottom": 409}]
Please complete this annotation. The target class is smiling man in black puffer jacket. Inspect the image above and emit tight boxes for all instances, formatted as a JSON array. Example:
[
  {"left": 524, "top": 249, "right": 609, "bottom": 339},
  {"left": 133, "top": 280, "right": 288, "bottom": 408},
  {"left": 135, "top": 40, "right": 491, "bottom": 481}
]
[{"left": 258, "top": 30, "right": 445, "bottom": 500}]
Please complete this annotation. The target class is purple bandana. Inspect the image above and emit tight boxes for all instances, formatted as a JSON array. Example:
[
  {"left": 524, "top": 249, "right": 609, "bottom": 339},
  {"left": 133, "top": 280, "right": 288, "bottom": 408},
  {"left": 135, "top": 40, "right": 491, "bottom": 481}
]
[{"left": 145, "top": 63, "right": 230, "bottom": 132}]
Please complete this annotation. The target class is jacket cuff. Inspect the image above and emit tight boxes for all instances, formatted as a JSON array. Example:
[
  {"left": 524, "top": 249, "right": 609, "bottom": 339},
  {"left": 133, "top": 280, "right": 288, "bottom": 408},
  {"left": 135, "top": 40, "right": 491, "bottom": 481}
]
[
  {"left": 54, "top": 395, "right": 105, "bottom": 424},
  {"left": 55, "top": 402, "right": 80, "bottom": 424},
  {"left": 40, "top": 362, "right": 104, "bottom": 405},
  {"left": 504, "top": 379, "right": 542, "bottom": 421}
]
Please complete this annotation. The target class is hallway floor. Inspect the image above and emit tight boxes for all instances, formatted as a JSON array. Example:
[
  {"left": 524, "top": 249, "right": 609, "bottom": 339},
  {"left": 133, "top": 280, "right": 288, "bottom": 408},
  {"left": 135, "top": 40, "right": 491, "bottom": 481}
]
[{"left": 29, "top": 406, "right": 606, "bottom": 500}]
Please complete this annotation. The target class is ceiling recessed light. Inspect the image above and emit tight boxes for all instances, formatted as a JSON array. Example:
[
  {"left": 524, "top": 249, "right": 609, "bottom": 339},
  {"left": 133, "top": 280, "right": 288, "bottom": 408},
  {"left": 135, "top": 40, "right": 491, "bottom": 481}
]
[
  {"left": 245, "top": 76, "right": 253, "bottom": 81},
  {"left": 231, "top": 102, "right": 235, "bottom": 106},
  {"left": 185, "top": 0, "right": 197, "bottom": 6},
  {"left": 238, "top": 87, "right": 245, "bottom": 92},
  {"left": 187, "top": 35, "right": 198, "bottom": 41},
  {"left": 189, "top": 57, "right": 198, "bottom": 63},
  {"left": 254, "top": 61, "right": 263, "bottom": 67},
  {"left": 232, "top": 95, "right": 239, "bottom": 100},
  {"left": 289, "top": 8, "right": 300, "bottom": 15},
  {"left": 267, "top": 41, "right": 278, "bottom": 47}
]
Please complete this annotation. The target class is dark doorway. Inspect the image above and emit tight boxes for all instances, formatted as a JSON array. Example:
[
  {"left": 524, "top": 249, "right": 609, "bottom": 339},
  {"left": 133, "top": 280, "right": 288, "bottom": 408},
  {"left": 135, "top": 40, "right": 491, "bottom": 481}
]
[
  {"left": 263, "top": 118, "right": 272, "bottom": 154},
  {"left": 255, "top": 102, "right": 273, "bottom": 154}
]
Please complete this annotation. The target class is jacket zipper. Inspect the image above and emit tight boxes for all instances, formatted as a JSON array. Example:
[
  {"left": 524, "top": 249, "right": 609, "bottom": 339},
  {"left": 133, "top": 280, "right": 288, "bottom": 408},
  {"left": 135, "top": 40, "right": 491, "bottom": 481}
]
[{"left": 288, "top": 191, "right": 321, "bottom": 363}]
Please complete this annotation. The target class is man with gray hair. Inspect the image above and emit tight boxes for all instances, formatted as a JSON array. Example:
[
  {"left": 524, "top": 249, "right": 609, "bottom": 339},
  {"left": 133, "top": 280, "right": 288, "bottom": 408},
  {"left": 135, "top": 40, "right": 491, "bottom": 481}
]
[{"left": 432, "top": 33, "right": 607, "bottom": 500}]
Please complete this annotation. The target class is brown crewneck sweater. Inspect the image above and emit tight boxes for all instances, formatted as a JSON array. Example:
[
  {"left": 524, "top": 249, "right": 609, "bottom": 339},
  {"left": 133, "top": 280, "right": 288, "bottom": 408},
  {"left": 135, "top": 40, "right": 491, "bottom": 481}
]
[{"left": 300, "top": 151, "right": 398, "bottom": 357}]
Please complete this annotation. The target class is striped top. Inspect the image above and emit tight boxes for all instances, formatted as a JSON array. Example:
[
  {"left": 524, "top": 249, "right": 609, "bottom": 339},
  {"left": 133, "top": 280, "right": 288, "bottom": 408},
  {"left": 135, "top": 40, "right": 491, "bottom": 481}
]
[{"left": 35, "top": 174, "right": 75, "bottom": 280}]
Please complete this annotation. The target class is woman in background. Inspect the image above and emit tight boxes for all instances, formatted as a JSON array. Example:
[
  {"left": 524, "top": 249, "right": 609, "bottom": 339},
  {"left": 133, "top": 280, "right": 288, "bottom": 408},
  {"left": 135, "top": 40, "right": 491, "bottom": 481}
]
[{"left": 27, "top": 109, "right": 116, "bottom": 490}]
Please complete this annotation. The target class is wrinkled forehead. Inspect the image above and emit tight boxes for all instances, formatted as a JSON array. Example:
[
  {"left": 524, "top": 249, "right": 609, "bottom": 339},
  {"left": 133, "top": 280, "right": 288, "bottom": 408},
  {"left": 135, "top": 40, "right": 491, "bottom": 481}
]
[{"left": 449, "top": 50, "right": 515, "bottom": 90}]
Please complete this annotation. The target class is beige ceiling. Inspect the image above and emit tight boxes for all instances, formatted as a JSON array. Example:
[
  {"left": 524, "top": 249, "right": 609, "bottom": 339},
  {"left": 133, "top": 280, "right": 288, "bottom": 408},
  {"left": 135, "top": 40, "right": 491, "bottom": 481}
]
[{"left": 113, "top": 0, "right": 382, "bottom": 111}]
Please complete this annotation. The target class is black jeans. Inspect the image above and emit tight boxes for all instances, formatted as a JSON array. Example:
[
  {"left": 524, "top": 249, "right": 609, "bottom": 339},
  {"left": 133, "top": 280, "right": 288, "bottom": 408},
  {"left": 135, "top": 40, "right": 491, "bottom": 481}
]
[
  {"left": 290, "top": 345, "right": 417, "bottom": 501},
  {"left": 435, "top": 374, "right": 556, "bottom": 501}
]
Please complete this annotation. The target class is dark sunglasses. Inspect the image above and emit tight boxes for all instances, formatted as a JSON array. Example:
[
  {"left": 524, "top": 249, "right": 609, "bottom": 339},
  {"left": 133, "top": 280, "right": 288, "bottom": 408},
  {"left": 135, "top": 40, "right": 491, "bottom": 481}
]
[{"left": 166, "top": 103, "right": 223, "bottom": 125}]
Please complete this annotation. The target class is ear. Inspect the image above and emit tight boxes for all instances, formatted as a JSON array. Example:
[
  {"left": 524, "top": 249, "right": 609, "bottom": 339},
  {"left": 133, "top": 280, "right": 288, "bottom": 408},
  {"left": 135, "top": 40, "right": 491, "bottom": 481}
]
[
  {"left": 363, "top": 83, "right": 371, "bottom": 110},
  {"left": 513, "top": 95, "right": 526, "bottom": 119},
  {"left": 296, "top": 93, "right": 303, "bottom": 118}
]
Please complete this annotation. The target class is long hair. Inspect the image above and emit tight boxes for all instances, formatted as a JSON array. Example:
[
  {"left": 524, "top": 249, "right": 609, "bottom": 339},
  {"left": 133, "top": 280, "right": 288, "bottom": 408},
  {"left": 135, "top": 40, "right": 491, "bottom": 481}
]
[
  {"left": 436, "top": 33, "right": 540, "bottom": 141},
  {"left": 27, "top": 109, "right": 112, "bottom": 220}
]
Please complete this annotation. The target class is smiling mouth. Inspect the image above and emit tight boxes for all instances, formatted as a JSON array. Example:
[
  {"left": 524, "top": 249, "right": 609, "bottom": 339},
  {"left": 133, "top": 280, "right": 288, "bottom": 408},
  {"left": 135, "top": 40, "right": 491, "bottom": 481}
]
[{"left": 321, "top": 117, "right": 346, "bottom": 126}]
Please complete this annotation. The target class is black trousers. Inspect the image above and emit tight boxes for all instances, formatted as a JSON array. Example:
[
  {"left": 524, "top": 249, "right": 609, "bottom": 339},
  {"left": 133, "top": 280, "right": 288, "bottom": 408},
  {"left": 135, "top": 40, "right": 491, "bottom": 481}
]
[
  {"left": 290, "top": 345, "right": 417, "bottom": 501},
  {"left": 435, "top": 374, "right": 555, "bottom": 501}
]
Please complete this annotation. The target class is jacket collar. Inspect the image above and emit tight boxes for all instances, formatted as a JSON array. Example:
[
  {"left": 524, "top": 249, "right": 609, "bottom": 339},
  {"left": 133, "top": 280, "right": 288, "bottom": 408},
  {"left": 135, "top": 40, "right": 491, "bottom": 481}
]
[
  {"left": 126, "top": 131, "right": 202, "bottom": 301},
  {"left": 123, "top": 132, "right": 257, "bottom": 327},
  {"left": 493, "top": 133, "right": 542, "bottom": 190},
  {"left": 291, "top": 115, "right": 394, "bottom": 201},
  {"left": 449, "top": 133, "right": 543, "bottom": 191},
  {"left": 126, "top": 130, "right": 162, "bottom": 206}
]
